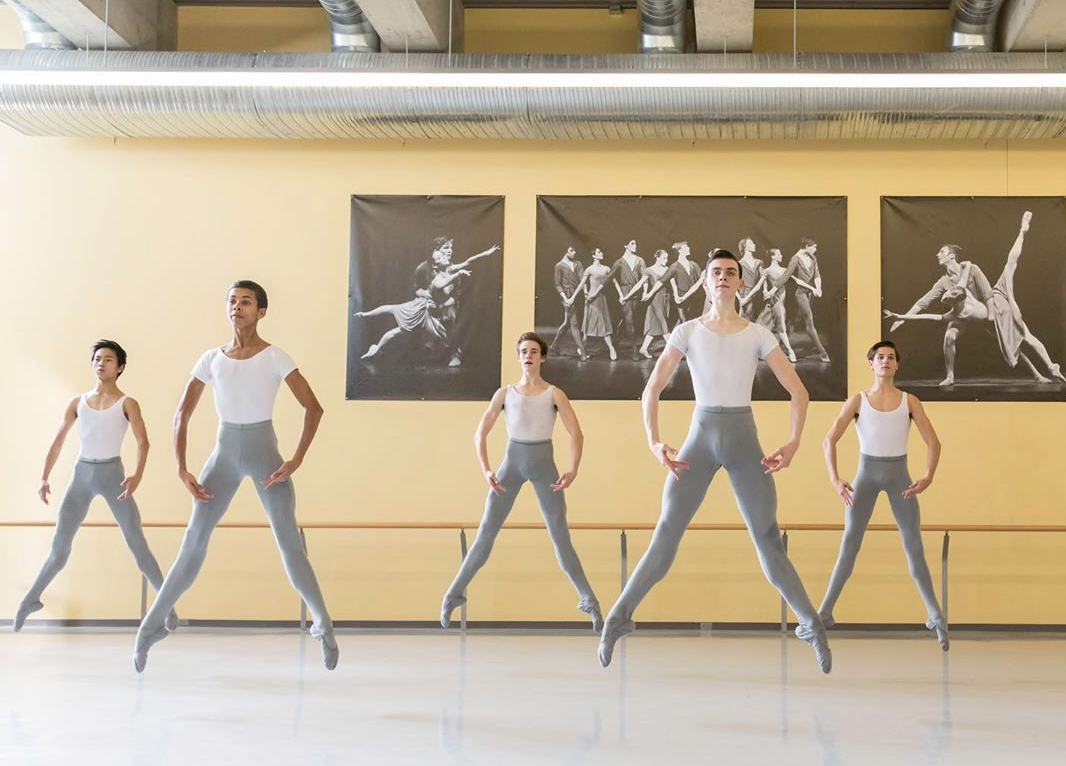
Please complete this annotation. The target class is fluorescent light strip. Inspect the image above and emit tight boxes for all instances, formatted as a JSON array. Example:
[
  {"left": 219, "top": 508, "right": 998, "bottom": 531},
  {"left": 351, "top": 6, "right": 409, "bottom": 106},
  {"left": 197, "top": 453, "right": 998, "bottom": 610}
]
[{"left": 0, "top": 70, "right": 1065, "bottom": 89}]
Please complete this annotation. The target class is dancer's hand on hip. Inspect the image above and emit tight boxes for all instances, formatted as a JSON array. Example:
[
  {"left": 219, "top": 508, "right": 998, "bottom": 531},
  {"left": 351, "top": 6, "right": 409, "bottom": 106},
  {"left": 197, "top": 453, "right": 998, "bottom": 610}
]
[
  {"left": 651, "top": 442, "right": 690, "bottom": 480},
  {"left": 762, "top": 440, "right": 799, "bottom": 474},
  {"left": 263, "top": 459, "right": 301, "bottom": 488},
  {"left": 179, "top": 469, "right": 214, "bottom": 501}
]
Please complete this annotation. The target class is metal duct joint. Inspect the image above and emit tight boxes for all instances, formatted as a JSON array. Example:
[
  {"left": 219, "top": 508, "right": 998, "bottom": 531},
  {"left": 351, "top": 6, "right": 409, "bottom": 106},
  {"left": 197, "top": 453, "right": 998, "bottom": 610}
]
[
  {"left": 948, "top": 0, "right": 1007, "bottom": 52},
  {"left": 319, "top": 0, "right": 380, "bottom": 53},
  {"left": 4, "top": 0, "right": 76, "bottom": 50},
  {"left": 638, "top": 0, "right": 686, "bottom": 53}
]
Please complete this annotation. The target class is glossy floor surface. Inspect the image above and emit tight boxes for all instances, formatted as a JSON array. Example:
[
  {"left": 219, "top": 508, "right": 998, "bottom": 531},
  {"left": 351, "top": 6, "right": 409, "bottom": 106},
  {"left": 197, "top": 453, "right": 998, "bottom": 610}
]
[{"left": 2, "top": 628, "right": 1064, "bottom": 765}]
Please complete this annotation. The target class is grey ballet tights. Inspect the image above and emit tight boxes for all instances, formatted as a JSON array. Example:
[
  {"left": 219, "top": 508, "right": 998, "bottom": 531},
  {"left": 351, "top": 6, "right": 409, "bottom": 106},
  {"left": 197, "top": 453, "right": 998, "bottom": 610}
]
[
  {"left": 137, "top": 421, "right": 332, "bottom": 641},
  {"left": 818, "top": 454, "right": 944, "bottom": 624},
  {"left": 444, "top": 439, "right": 598, "bottom": 606},
  {"left": 21, "top": 457, "right": 169, "bottom": 608},
  {"left": 605, "top": 407, "right": 820, "bottom": 628}
]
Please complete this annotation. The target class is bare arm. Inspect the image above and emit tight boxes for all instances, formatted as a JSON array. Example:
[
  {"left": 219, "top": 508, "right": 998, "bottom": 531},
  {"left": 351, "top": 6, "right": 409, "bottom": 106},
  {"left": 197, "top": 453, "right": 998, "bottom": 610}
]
[
  {"left": 38, "top": 396, "right": 79, "bottom": 505},
  {"left": 823, "top": 394, "right": 862, "bottom": 506},
  {"left": 452, "top": 244, "right": 501, "bottom": 272},
  {"left": 117, "top": 398, "right": 150, "bottom": 501},
  {"left": 551, "top": 388, "right": 583, "bottom": 491},
  {"left": 262, "top": 370, "right": 324, "bottom": 488},
  {"left": 475, "top": 387, "right": 507, "bottom": 495},
  {"left": 903, "top": 394, "right": 940, "bottom": 499},
  {"left": 641, "top": 344, "right": 691, "bottom": 479},
  {"left": 883, "top": 308, "right": 952, "bottom": 322},
  {"left": 174, "top": 377, "right": 212, "bottom": 501},
  {"left": 623, "top": 274, "right": 649, "bottom": 302},
  {"left": 740, "top": 271, "right": 767, "bottom": 306},
  {"left": 761, "top": 348, "right": 809, "bottom": 474},
  {"left": 890, "top": 280, "right": 947, "bottom": 332}
]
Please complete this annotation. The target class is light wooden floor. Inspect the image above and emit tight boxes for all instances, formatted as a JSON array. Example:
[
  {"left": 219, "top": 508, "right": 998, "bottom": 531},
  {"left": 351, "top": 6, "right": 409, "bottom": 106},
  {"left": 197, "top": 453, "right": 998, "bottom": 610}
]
[{"left": 2, "top": 628, "right": 1064, "bottom": 765}]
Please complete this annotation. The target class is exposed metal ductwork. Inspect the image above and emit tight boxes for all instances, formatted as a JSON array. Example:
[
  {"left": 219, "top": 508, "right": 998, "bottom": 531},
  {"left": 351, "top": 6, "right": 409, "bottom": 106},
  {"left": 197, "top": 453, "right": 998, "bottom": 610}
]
[
  {"left": 2, "top": 51, "right": 1066, "bottom": 140},
  {"left": 638, "top": 0, "right": 686, "bottom": 53},
  {"left": 948, "top": 0, "right": 1007, "bottom": 52},
  {"left": 4, "top": 0, "right": 76, "bottom": 50},
  {"left": 319, "top": 0, "right": 380, "bottom": 53}
]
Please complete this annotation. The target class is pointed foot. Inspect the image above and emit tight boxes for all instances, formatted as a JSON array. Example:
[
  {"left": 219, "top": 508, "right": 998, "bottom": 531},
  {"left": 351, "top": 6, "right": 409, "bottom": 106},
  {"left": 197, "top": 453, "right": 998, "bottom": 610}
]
[
  {"left": 578, "top": 598, "right": 604, "bottom": 633},
  {"left": 598, "top": 618, "right": 635, "bottom": 668},
  {"left": 13, "top": 600, "right": 43, "bottom": 632},
  {"left": 440, "top": 594, "right": 467, "bottom": 628}
]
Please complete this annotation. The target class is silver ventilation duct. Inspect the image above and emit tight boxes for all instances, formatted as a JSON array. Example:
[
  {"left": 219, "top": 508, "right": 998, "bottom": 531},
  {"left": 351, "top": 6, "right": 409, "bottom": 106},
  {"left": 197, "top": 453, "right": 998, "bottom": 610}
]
[
  {"left": 319, "top": 0, "right": 380, "bottom": 53},
  {"left": 948, "top": 0, "right": 1007, "bottom": 52},
  {"left": 1, "top": 51, "right": 1066, "bottom": 140},
  {"left": 4, "top": 0, "right": 76, "bottom": 50},
  {"left": 638, "top": 0, "right": 686, "bottom": 53}
]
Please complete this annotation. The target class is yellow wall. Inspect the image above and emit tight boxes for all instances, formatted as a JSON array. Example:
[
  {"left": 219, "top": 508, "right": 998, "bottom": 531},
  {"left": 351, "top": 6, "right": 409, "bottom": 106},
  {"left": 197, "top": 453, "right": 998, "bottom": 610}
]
[{"left": 0, "top": 7, "right": 1061, "bottom": 627}]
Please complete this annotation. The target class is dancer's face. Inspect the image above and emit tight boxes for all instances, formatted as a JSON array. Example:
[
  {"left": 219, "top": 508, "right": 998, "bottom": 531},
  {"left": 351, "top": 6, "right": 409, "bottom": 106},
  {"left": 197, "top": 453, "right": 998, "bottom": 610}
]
[
  {"left": 565, "top": 246, "right": 576, "bottom": 259},
  {"left": 592, "top": 249, "right": 604, "bottom": 262},
  {"left": 517, "top": 341, "right": 544, "bottom": 374},
  {"left": 626, "top": 239, "right": 637, "bottom": 253},
  {"left": 706, "top": 258, "right": 742, "bottom": 299},
  {"left": 770, "top": 249, "right": 782, "bottom": 264},
  {"left": 935, "top": 246, "right": 954, "bottom": 266},
  {"left": 92, "top": 348, "right": 123, "bottom": 383},
  {"left": 656, "top": 251, "right": 669, "bottom": 266},
  {"left": 868, "top": 346, "right": 899, "bottom": 377},
  {"left": 677, "top": 243, "right": 690, "bottom": 258},
  {"left": 227, "top": 287, "right": 265, "bottom": 329}
]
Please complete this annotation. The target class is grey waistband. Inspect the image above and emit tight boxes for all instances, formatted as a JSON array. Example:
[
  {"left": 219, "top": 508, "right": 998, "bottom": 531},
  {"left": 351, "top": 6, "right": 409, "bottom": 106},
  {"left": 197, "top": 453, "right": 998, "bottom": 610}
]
[
  {"left": 76, "top": 456, "right": 122, "bottom": 465},
  {"left": 508, "top": 438, "right": 553, "bottom": 446},
  {"left": 695, "top": 405, "right": 753, "bottom": 414},
  {"left": 859, "top": 453, "right": 907, "bottom": 463},
  {"left": 220, "top": 420, "right": 274, "bottom": 431}
]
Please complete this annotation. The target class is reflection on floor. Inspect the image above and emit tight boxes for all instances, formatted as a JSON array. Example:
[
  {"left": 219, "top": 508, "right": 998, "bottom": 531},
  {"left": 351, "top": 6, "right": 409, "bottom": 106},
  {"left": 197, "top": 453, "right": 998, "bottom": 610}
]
[{"left": 2, "top": 628, "right": 1064, "bottom": 765}]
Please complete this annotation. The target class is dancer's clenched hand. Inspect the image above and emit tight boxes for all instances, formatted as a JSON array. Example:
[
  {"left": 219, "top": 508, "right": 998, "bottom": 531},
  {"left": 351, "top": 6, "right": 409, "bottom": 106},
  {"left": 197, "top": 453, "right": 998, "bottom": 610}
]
[
  {"left": 761, "top": 440, "right": 799, "bottom": 474},
  {"left": 902, "top": 476, "right": 932, "bottom": 499},
  {"left": 551, "top": 471, "right": 577, "bottom": 492},
  {"left": 651, "top": 442, "right": 690, "bottom": 480},
  {"left": 832, "top": 477, "right": 854, "bottom": 506},
  {"left": 263, "top": 459, "right": 300, "bottom": 488},
  {"left": 484, "top": 470, "right": 507, "bottom": 496},
  {"left": 179, "top": 469, "right": 214, "bottom": 501},
  {"left": 38, "top": 480, "right": 50, "bottom": 505}
]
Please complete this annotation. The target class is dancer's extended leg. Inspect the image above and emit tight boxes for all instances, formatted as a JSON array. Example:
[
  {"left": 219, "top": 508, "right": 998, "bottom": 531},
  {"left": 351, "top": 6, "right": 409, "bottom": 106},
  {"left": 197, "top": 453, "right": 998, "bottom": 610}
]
[
  {"left": 133, "top": 446, "right": 240, "bottom": 671},
  {"left": 441, "top": 449, "right": 527, "bottom": 627},
  {"left": 795, "top": 290, "right": 830, "bottom": 361},
  {"left": 99, "top": 459, "right": 177, "bottom": 631},
  {"left": 528, "top": 445, "right": 601, "bottom": 630},
  {"left": 16, "top": 461, "right": 94, "bottom": 630},
  {"left": 599, "top": 414, "right": 719, "bottom": 666},
  {"left": 250, "top": 429, "right": 337, "bottom": 668},
  {"left": 817, "top": 459, "right": 879, "bottom": 624},
  {"left": 883, "top": 462, "right": 947, "bottom": 650}
]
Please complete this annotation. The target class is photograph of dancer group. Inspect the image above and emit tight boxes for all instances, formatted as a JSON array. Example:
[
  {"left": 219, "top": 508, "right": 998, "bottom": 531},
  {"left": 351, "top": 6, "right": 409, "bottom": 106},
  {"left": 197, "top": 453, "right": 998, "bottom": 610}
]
[
  {"left": 535, "top": 195, "right": 847, "bottom": 400},
  {"left": 347, "top": 195, "right": 505, "bottom": 400},
  {"left": 881, "top": 197, "right": 1066, "bottom": 402}
]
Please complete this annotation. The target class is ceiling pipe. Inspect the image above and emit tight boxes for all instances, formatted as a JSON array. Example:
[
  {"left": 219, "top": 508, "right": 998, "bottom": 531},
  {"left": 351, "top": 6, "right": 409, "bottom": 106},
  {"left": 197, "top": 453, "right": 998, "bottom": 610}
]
[
  {"left": 638, "top": 0, "right": 686, "bottom": 53},
  {"left": 2, "top": 51, "right": 1066, "bottom": 140},
  {"left": 947, "top": 0, "right": 1007, "bottom": 52},
  {"left": 3, "top": 0, "right": 76, "bottom": 50},
  {"left": 319, "top": 0, "right": 381, "bottom": 53}
]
